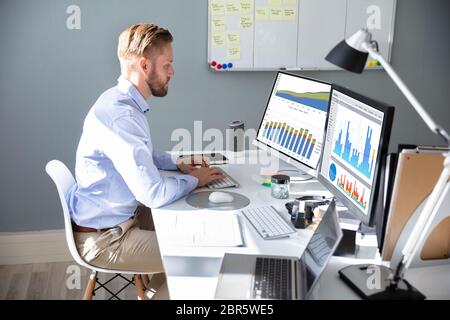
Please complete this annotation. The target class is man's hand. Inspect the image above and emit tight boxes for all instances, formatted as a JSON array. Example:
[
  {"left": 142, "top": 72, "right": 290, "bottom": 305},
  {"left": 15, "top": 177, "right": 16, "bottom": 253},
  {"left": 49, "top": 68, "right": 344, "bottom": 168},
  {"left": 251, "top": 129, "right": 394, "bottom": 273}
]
[
  {"left": 189, "top": 167, "right": 225, "bottom": 187},
  {"left": 176, "top": 155, "right": 210, "bottom": 173}
]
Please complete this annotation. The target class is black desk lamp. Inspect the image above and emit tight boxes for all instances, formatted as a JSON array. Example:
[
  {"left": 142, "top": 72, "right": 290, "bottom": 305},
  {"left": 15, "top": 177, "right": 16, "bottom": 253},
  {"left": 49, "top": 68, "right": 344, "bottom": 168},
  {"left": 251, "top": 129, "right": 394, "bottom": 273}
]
[{"left": 325, "top": 28, "right": 450, "bottom": 299}]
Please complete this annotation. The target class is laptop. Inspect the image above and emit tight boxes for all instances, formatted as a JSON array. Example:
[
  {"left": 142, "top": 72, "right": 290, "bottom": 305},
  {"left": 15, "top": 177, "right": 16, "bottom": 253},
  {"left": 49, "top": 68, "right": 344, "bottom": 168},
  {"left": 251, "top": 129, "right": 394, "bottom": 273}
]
[{"left": 215, "top": 199, "right": 342, "bottom": 300}]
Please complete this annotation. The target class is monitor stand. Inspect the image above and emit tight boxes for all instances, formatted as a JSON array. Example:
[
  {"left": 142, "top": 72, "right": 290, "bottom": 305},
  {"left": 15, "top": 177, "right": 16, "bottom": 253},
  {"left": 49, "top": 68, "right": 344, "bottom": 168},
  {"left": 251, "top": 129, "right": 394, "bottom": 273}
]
[
  {"left": 278, "top": 161, "right": 313, "bottom": 182},
  {"left": 334, "top": 205, "right": 378, "bottom": 259}
]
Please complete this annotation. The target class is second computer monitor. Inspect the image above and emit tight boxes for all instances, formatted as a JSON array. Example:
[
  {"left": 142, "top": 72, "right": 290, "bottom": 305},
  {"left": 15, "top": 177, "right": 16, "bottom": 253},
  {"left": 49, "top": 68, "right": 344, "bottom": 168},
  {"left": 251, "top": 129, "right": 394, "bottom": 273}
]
[
  {"left": 254, "top": 72, "right": 332, "bottom": 176},
  {"left": 318, "top": 85, "right": 394, "bottom": 226}
]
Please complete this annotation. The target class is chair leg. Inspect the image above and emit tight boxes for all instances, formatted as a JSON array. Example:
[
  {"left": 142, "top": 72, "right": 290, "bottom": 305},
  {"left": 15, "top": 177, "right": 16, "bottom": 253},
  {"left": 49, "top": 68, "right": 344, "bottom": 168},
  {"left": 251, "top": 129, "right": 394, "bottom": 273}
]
[
  {"left": 83, "top": 271, "right": 97, "bottom": 300},
  {"left": 141, "top": 274, "right": 150, "bottom": 289},
  {"left": 134, "top": 274, "right": 146, "bottom": 300}
]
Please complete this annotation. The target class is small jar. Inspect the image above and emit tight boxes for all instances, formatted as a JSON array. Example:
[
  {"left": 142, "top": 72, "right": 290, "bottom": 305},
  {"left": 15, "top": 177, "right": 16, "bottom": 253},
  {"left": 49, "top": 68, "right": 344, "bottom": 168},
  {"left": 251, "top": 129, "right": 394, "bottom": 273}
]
[{"left": 270, "top": 174, "right": 290, "bottom": 199}]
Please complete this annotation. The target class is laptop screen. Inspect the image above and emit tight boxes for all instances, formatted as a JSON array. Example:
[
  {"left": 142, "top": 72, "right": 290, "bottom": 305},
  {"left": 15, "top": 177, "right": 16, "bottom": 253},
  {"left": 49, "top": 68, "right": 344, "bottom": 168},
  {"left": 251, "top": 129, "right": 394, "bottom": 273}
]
[{"left": 298, "top": 200, "right": 342, "bottom": 299}]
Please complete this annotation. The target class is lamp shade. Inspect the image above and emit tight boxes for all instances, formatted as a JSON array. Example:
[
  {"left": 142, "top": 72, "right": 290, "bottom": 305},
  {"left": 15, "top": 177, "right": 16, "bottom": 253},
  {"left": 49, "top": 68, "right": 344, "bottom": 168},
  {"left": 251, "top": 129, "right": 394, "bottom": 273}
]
[{"left": 325, "top": 40, "right": 368, "bottom": 73}]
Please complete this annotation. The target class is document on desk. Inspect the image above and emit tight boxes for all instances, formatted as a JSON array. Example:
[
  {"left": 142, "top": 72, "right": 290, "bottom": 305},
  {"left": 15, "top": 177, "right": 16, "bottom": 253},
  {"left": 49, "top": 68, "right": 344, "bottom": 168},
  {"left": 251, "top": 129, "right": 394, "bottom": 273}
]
[{"left": 158, "top": 213, "right": 244, "bottom": 247}]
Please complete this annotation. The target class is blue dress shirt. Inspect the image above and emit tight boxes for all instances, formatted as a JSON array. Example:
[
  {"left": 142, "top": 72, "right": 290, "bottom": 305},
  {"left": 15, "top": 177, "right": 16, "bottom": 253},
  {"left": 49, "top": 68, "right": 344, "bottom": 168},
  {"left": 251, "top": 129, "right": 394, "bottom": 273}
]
[{"left": 67, "top": 76, "right": 198, "bottom": 229}]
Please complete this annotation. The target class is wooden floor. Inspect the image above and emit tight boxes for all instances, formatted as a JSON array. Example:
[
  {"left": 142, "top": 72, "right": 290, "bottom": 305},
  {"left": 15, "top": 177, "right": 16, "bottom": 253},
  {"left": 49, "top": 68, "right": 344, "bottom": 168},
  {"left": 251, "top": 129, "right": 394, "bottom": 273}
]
[{"left": 0, "top": 261, "right": 140, "bottom": 300}]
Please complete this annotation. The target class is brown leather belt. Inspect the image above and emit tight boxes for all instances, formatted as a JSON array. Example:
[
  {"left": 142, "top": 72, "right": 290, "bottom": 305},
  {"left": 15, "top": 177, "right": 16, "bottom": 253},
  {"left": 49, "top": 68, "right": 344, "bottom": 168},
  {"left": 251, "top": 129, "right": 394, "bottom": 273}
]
[{"left": 71, "top": 222, "right": 113, "bottom": 233}]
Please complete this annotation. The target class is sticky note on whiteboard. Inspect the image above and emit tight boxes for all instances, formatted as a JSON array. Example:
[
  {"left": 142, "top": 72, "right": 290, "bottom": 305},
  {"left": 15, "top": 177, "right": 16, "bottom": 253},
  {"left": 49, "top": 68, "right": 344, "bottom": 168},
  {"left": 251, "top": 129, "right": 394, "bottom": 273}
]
[{"left": 227, "top": 46, "right": 241, "bottom": 60}]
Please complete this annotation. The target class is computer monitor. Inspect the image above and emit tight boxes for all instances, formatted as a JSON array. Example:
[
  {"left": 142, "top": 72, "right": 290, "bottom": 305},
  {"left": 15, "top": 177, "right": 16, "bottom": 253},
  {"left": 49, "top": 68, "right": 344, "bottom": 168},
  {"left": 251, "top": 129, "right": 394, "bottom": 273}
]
[
  {"left": 254, "top": 72, "right": 332, "bottom": 176},
  {"left": 318, "top": 85, "right": 394, "bottom": 227}
]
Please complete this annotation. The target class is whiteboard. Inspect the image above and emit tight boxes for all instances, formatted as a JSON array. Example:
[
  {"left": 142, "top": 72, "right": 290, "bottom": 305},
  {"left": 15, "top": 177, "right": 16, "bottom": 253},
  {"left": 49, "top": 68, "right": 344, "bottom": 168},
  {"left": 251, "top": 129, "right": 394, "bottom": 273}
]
[{"left": 207, "top": 0, "right": 396, "bottom": 71}]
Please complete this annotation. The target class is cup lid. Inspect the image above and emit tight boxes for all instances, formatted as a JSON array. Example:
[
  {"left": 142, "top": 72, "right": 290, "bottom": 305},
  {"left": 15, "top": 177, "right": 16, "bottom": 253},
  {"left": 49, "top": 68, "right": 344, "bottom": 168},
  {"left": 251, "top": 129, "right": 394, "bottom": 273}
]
[{"left": 271, "top": 174, "right": 290, "bottom": 184}]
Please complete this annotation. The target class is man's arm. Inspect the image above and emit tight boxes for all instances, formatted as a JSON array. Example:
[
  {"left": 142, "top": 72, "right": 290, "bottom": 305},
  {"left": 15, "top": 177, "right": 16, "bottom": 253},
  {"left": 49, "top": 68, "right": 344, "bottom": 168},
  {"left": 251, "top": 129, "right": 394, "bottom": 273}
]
[{"left": 96, "top": 114, "right": 198, "bottom": 208}]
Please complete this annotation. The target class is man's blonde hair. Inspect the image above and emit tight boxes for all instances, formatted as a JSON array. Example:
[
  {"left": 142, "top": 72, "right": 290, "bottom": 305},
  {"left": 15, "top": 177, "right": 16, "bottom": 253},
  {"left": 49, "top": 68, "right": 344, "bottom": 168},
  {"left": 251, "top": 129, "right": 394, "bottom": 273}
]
[{"left": 117, "top": 23, "right": 173, "bottom": 71}]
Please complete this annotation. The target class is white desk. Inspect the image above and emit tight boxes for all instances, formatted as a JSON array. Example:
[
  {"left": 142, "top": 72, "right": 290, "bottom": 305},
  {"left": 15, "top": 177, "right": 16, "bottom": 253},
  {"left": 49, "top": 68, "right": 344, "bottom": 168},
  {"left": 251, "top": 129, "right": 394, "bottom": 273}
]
[{"left": 152, "top": 150, "right": 450, "bottom": 300}]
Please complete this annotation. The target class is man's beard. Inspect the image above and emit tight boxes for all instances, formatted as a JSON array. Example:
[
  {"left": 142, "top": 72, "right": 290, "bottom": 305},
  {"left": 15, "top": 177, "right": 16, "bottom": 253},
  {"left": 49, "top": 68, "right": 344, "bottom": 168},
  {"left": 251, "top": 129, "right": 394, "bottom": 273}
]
[{"left": 147, "top": 71, "right": 169, "bottom": 97}]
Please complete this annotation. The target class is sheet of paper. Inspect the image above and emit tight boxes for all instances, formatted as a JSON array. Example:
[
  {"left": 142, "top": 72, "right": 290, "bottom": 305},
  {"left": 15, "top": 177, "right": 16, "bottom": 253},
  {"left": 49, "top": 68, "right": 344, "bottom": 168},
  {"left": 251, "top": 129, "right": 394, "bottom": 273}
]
[
  {"left": 269, "top": 7, "right": 283, "bottom": 20},
  {"left": 212, "top": 16, "right": 226, "bottom": 31},
  {"left": 256, "top": 6, "right": 269, "bottom": 20},
  {"left": 226, "top": 0, "right": 239, "bottom": 14},
  {"left": 227, "top": 46, "right": 241, "bottom": 60},
  {"left": 227, "top": 32, "right": 240, "bottom": 46},
  {"left": 282, "top": 8, "right": 296, "bottom": 20},
  {"left": 211, "top": 0, "right": 225, "bottom": 16},
  {"left": 160, "top": 213, "right": 244, "bottom": 247},
  {"left": 213, "top": 32, "right": 226, "bottom": 46},
  {"left": 239, "top": 0, "right": 253, "bottom": 15},
  {"left": 240, "top": 15, "right": 253, "bottom": 28}
]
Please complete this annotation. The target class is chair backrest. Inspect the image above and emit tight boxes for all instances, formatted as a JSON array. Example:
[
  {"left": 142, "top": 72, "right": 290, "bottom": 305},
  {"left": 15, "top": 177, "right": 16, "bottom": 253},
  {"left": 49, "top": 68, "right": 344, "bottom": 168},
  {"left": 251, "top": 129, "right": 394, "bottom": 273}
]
[{"left": 45, "top": 160, "right": 90, "bottom": 268}]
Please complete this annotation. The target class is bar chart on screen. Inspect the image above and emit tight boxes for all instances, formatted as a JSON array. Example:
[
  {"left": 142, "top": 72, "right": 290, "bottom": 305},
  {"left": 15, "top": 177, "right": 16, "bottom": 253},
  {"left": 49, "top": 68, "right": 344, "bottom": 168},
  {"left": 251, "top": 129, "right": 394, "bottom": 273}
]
[
  {"left": 327, "top": 160, "right": 372, "bottom": 214},
  {"left": 330, "top": 103, "right": 382, "bottom": 183},
  {"left": 262, "top": 121, "right": 319, "bottom": 160}
]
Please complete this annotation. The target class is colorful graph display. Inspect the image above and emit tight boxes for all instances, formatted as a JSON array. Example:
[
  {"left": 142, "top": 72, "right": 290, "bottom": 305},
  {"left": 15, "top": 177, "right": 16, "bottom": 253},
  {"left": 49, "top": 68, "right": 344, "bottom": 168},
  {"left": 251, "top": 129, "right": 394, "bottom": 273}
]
[
  {"left": 262, "top": 121, "right": 318, "bottom": 160},
  {"left": 319, "top": 89, "right": 385, "bottom": 217},
  {"left": 333, "top": 122, "right": 377, "bottom": 179},
  {"left": 256, "top": 73, "right": 331, "bottom": 170},
  {"left": 275, "top": 90, "right": 330, "bottom": 112},
  {"left": 336, "top": 172, "right": 368, "bottom": 210},
  {"left": 326, "top": 161, "right": 372, "bottom": 214}
]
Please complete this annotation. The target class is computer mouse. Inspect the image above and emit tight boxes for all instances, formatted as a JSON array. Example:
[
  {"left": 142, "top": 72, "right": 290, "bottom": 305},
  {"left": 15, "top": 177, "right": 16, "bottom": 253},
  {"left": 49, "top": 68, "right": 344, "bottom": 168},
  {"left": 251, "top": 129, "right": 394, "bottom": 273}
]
[{"left": 208, "top": 191, "right": 234, "bottom": 204}]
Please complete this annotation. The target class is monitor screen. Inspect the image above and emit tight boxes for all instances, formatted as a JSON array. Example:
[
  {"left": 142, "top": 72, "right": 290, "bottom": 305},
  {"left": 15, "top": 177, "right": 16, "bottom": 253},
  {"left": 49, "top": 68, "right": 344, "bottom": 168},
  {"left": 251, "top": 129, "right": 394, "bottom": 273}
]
[
  {"left": 318, "top": 85, "right": 394, "bottom": 226},
  {"left": 255, "top": 72, "right": 331, "bottom": 175}
]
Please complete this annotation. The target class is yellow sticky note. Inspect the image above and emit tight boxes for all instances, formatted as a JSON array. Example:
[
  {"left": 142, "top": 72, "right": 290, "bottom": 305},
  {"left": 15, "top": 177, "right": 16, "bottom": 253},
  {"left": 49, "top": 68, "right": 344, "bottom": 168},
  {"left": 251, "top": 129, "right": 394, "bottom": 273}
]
[
  {"left": 227, "top": 32, "right": 240, "bottom": 45},
  {"left": 211, "top": 0, "right": 225, "bottom": 16},
  {"left": 212, "top": 16, "right": 226, "bottom": 31},
  {"left": 240, "top": 15, "right": 253, "bottom": 29},
  {"left": 239, "top": 0, "right": 253, "bottom": 15},
  {"left": 270, "top": 7, "right": 283, "bottom": 20},
  {"left": 283, "top": 0, "right": 297, "bottom": 5},
  {"left": 256, "top": 6, "right": 269, "bottom": 20},
  {"left": 268, "top": 0, "right": 282, "bottom": 5},
  {"left": 227, "top": 46, "right": 241, "bottom": 60},
  {"left": 213, "top": 32, "right": 226, "bottom": 46},
  {"left": 282, "top": 8, "right": 296, "bottom": 20},
  {"left": 226, "top": 1, "right": 239, "bottom": 14}
]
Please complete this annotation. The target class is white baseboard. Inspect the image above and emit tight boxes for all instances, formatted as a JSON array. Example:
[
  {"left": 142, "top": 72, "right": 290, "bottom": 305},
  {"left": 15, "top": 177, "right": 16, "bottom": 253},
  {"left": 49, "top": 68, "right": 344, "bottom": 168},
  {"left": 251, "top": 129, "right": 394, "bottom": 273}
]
[{"left": 0, "top": 229, "right": 72, "bottom": 265}]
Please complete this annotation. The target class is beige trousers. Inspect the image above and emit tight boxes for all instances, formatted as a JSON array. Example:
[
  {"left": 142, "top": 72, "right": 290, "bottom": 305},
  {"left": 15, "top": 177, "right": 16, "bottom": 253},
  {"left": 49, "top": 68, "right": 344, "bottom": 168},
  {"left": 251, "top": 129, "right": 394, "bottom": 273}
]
[{"left": 74, "top": 206, "right": 164, "bottom": 273}]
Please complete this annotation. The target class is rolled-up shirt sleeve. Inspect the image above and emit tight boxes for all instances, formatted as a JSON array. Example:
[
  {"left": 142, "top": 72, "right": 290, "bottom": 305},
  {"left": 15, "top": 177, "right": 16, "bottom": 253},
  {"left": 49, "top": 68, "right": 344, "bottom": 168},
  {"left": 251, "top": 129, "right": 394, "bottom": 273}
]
[{"left": 95, "top": 114, "right": 198, "bottom": 208}]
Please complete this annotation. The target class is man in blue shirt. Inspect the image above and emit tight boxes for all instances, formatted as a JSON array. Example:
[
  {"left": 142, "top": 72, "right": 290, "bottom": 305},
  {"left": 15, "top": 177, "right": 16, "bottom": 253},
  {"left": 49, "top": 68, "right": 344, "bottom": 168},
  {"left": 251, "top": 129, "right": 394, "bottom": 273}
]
[{"left": 67, "top": 23, "right": 224, "bottom": 299}]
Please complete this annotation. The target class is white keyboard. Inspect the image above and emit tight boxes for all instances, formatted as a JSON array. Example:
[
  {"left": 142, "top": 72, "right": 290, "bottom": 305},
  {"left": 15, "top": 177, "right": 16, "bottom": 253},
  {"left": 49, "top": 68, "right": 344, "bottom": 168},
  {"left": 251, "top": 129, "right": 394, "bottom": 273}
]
[
  {"left": 241, "top": 206, "right": 297, "bottom": 240},
  {"left": 207, "top": 168, "right": 239, "bottom": 189}
]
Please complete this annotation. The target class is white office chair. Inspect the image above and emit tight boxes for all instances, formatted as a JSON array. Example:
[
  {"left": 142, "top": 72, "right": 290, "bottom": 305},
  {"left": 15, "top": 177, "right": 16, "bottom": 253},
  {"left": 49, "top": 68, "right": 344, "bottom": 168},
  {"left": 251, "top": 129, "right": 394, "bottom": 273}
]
[{"left": 45, "top": 160, "right": 154, "bottom": 300}]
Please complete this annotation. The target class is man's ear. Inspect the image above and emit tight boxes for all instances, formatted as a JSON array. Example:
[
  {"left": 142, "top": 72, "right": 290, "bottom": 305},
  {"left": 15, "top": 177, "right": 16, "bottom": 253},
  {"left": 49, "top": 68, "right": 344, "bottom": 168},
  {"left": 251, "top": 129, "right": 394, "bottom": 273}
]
[{"left": 138, "top": 56, "right": 151, "bottom": 74}]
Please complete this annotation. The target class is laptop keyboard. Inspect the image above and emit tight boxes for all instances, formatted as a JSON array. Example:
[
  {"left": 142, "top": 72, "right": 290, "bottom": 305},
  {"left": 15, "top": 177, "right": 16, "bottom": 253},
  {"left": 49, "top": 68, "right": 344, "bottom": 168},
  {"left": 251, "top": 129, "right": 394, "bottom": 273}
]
[
  {"left": 207, "top": 168, "right": 239, "bottom": 189},
  {"left": 242, "top": 206, "right": 297, "bottom": 240},
  {"left": 253, "top": 257, "right": 292, "bottom": 299}
]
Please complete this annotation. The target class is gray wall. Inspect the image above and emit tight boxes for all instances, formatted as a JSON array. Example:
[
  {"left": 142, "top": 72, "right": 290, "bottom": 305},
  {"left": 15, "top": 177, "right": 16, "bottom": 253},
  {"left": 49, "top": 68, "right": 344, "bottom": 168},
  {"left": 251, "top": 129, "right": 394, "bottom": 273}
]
[{"left": 0, "top": 0, "right": 449, "bottom": 232}]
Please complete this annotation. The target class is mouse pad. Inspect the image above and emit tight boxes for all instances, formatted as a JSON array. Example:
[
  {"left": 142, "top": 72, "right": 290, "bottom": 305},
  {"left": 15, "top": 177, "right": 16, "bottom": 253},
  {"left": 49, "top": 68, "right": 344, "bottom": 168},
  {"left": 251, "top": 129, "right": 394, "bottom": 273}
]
[{"left": 185, "top": 191, "right": 250, "bottom": 211}]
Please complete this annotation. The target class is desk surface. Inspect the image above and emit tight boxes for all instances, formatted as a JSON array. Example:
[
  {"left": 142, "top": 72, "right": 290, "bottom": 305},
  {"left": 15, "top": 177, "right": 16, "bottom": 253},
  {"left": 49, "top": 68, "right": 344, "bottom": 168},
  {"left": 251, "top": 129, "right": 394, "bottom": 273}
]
[{"left": 152, "top": 150, "right": 450, "bottom": 300}]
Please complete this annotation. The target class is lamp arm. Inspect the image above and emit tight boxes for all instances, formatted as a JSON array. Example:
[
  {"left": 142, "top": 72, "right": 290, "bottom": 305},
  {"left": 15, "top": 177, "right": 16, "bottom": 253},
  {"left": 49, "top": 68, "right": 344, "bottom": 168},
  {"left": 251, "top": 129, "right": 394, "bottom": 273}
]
[
  {"left": 361, "top": 42, "right": 450, "bottom": 281},
  {"left": 362, "top": 43, "right": 450, "bottom": 144}
]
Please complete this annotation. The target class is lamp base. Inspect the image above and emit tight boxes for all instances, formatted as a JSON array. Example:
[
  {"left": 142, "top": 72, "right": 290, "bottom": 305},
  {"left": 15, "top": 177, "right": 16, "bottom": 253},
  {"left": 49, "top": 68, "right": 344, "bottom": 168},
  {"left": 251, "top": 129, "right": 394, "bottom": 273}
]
[{"left": 338, "top": 264, "right": 426, "bottom": 300}]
